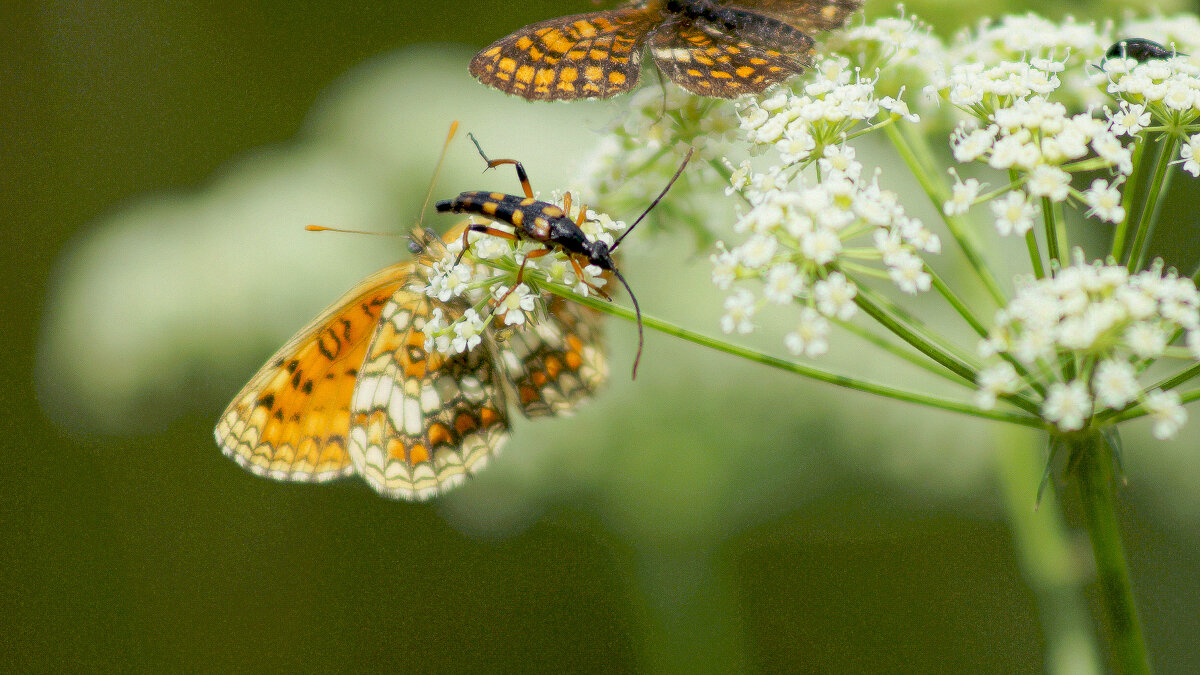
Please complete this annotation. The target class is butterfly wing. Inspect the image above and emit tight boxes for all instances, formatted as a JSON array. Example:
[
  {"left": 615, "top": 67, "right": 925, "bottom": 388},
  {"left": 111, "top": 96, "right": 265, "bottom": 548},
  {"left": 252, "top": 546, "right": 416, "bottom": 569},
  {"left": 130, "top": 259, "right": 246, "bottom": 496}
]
[
  {"left": 501, "top": 293, "right": 609, "bottom": 418},
  {"left": 731, "top": 0, "right": 863, "bottom": 33},
  {"left": 470, "top": 6, "right": 661, "bottom": 101},
  {"left": 346, "top": 292, "right": 512, "bottom": 501},
  {"left": 215, "top": 263, "right": 412, "bottom": 484},
  {"left": 649, "top": 22, "right": 811, "bottom": 97}
]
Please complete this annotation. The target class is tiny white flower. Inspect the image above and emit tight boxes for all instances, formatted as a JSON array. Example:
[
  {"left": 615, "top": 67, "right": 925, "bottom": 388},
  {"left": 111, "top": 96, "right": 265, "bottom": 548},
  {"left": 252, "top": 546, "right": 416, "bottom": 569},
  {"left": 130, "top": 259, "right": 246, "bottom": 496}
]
[
  {"left": 990, "top": 190, "right": 1038, "bottom": 236},
  {"left": 1092, "top": 134, "right": 1133, "bottom": 175},
  {"left": 801, "top": 228, "right": 843, "bottom": 265},
  {"left": 944, "top": 176, "right": 981, "bottom": 215},
  {"left": 493, "top": 283, "right": 536, "bottom": 327},
  {"left": 1106, "top": 101, "right": 1150, "bottom": 136},
  {"left": 975, "top": 362, "right": 1020, "bottom": 409},
  {"left": 784, "top": 307, "right": 830, "bottom": 357},
  {"left": 450, "top": 308, "right": 486, "bottom": 354},
  {"left": 1083, "top": 178, "right": 1125, "bottom": 224},
  {"left": 763, "top": 263, "right": 805, "bottom": 304},
  {"left": 574, "top": 263, "right": 607, "bottom": 296},
  {"left": 952, "top": 126, "right": 998, "bottom": 163},
  {"left": 726, "top": 159, "right": 753, "bottom": 195},
  {"left": 1124, "top": 322, "right": 1168, "bottom": 358},
  {"left": 471, "top": 234, "right": 513, "bottom": 261},
  {"left": 1093, "top": 359, "right": 1140, "bottom": 410},
  {"left": 1163, "top": 80, "right": 1195, "bottom": 110},
  {"left": 1178, "top": 133, "right": 1200, "bottom": 177},
  {"left": 886, "top": 250, "right": 931, "bottom": 294},
  {"left": 777, "top": 128, "right": 816, "bottom": 164},
  {"left": 422, "top": 307, "right": 451, "bottom": 353},
  {"left": 721, "top": 289, "right": 757, "bottom": 334},
  {"left": 737, "top": 234, "right": 779, "bottom": 269},
  {"left": 711, "top": 246, "right": 739, "bottom": 290},
  {"left": 814, "top": 272, "right": 858, "bottom": 320},
  {"left": 1143, "top": 389, "right": 1186, "bottom": 440},
  {"left": 818, "top": 144, "right": 860, "bottom": 179},
  {"left": 880, "top": 95, "right": 919, "bottom": 123},
  {"left": 1043, "top": 380, "right": 1093, "bottom": 431},
  {"left": 1026, "top": 164, "right": 1071, "bottom": 201}
]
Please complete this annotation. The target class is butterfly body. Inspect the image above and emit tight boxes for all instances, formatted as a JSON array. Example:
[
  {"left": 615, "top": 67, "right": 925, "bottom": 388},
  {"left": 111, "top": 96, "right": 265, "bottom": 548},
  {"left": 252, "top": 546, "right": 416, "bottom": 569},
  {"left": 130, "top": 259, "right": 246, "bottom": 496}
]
[
  {"left": 469, "top": 0, "right": 863, "bottom": 100},
  {"left": 662, "top": 0, "right": 810, "bottom": 46}
]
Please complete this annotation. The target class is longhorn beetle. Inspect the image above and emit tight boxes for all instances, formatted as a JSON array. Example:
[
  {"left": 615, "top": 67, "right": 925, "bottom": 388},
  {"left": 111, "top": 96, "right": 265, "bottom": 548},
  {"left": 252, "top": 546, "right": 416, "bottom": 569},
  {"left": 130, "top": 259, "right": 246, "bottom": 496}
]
[{"left": 436, "top": 134, "right": 693, "bottom": 379}]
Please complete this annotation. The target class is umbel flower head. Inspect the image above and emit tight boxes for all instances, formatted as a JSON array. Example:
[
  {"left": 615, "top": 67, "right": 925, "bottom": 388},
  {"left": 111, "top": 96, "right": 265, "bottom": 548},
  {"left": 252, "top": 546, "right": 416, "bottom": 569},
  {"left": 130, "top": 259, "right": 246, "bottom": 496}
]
[{"left": 977, "top": 254, "right": 1198, "bottom": 438}]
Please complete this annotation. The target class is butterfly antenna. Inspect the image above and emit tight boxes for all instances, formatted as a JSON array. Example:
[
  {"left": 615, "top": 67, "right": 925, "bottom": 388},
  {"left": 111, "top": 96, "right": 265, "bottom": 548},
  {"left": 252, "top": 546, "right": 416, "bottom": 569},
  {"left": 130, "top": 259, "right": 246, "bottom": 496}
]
[
  {"left": 611, "top": 269, "right": 644, "bottom": 379},
  {"left": 611, "top": 147, "right": 694, "bottom": 252},
  {"left": 417, "top": 121, "right": 460, "bottom": 227}
]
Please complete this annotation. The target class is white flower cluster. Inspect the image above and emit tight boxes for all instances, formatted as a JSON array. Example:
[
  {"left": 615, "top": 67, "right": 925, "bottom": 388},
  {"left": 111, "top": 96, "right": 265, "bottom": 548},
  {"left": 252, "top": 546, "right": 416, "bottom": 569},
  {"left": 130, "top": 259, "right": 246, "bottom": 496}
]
[
  {"left": 716, "top": 144, "right": 939, "bottom": 355},
  {"left": 1099, "top": 44, "right": 1200, "bottom": 175},
  {"left": 713, "top": 27, "right": 934, "bottom": 358},
  {"left": 976, "top": 256, "right": 1199, "bottom": 438},
  {"left": 940, "top": 59, "right": 1133, "bottom": 229},
  {"left": 738, "top": 55, "right": 918, "bottom": 163},
  {"left": 834, "top": 14, "right": 946, "bottom": 83},
  {"left": 945, "top": 14, "right": 1110, "bottom": 108},
  {"left": 416, "top": 212, "right": 620, "bottom": 356}
]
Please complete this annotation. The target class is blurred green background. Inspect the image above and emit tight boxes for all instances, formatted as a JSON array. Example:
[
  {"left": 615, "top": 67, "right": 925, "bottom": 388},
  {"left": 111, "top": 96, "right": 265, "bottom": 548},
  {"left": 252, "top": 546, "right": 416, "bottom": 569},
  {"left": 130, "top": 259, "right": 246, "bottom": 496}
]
[{"left": 8, "top": 1, "right": 1200, "bottom": 672}]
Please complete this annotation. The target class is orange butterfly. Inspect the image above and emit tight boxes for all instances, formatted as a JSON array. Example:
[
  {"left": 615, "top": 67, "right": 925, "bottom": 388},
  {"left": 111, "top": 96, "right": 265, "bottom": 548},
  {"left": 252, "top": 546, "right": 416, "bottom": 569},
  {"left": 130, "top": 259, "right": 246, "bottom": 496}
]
[
  {"left": 215, "top": 223, "right": 609, "bottom": 500},
  {"left": 470, "top": 0, "right": 863, "bottom": 101}
]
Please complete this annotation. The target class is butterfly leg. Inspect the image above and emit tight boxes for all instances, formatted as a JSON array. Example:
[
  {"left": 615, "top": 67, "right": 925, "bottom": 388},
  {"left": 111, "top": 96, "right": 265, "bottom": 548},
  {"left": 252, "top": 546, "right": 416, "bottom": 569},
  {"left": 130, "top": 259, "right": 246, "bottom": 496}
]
[{"left": 468, "top": 133, "right": 534, "bottom": 198}]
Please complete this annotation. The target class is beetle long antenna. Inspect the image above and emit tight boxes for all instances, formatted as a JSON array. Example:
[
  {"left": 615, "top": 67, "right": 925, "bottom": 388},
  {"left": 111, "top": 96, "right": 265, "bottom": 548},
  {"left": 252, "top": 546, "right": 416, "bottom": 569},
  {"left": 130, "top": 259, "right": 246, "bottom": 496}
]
[
  {"left": 611, "top": 147, "right": 694, "bottom": 252},
  {"left": 612, "top": 269, "right": 644, "bottom": 379}
]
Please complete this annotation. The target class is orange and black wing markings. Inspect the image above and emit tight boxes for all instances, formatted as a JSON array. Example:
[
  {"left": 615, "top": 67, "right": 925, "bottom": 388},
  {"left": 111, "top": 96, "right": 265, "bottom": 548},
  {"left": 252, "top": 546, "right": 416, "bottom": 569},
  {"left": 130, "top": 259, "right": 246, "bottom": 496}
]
[
  {"left": 346, "top": 289, "right": 514, "bottom": 500},
  {"left": 215, "top": 263, "right": 412, "bottom": 483},
  {"left": 469, "top": 0, "right": 863, "bottom": 100},
  {"left": 501, "top": 294, "right": 608, "bottom": 418},
  {"left": 649, "top": 23, "right": 809, "bottom": 97},
  {"left": 469, "top": 7, "right": 661, "bottom": 101}
]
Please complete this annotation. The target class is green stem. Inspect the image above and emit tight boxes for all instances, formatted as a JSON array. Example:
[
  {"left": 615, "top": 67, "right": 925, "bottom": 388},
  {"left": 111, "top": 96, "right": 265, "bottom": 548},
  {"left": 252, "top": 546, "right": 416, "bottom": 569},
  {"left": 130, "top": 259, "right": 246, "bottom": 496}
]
[
  {"left": 927, "top": 263, "right": 989, "bottom": 338},
  {"left": 1113, "top": 135, "right": 1151, "bottom": 261},
  {"left": 852, "top": 281, "right": 982, "bottom": 369},
  {"left": 1041, "top": 196, "right": 1062, "bottom": 272},
  {"left": 884, "top": 123, "right": 1007, "bottom": 304},
  {"left": 833, "top": 317, "right": 965, "bottom": 385},
  {"left": 1072, "top": 432, "right": 1151, "bottom": 674},
  {"left": 852, "top": 289, "right": 978, "bottom": 385},
  {"left": 1126, "top": 136, "right": 1179, "bottom": 271},
  {"left": 920, "top": 265, "right": 1048, "bottom": 396},
  {"left": 1133, "top": 147, "right": 1178, "bottom": 273},
  {"left": 1053, "top": 200, "right": 1070, "bottom": 261},
  {"left": 994, "top": 427, "right": 1102, "bottom": 675},
  {"left": 1025, "top": 230, "right": 1047, "bottom": 279},
  {"left": 553, "top": 286, "right": 1044, "bottom": 427}
]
